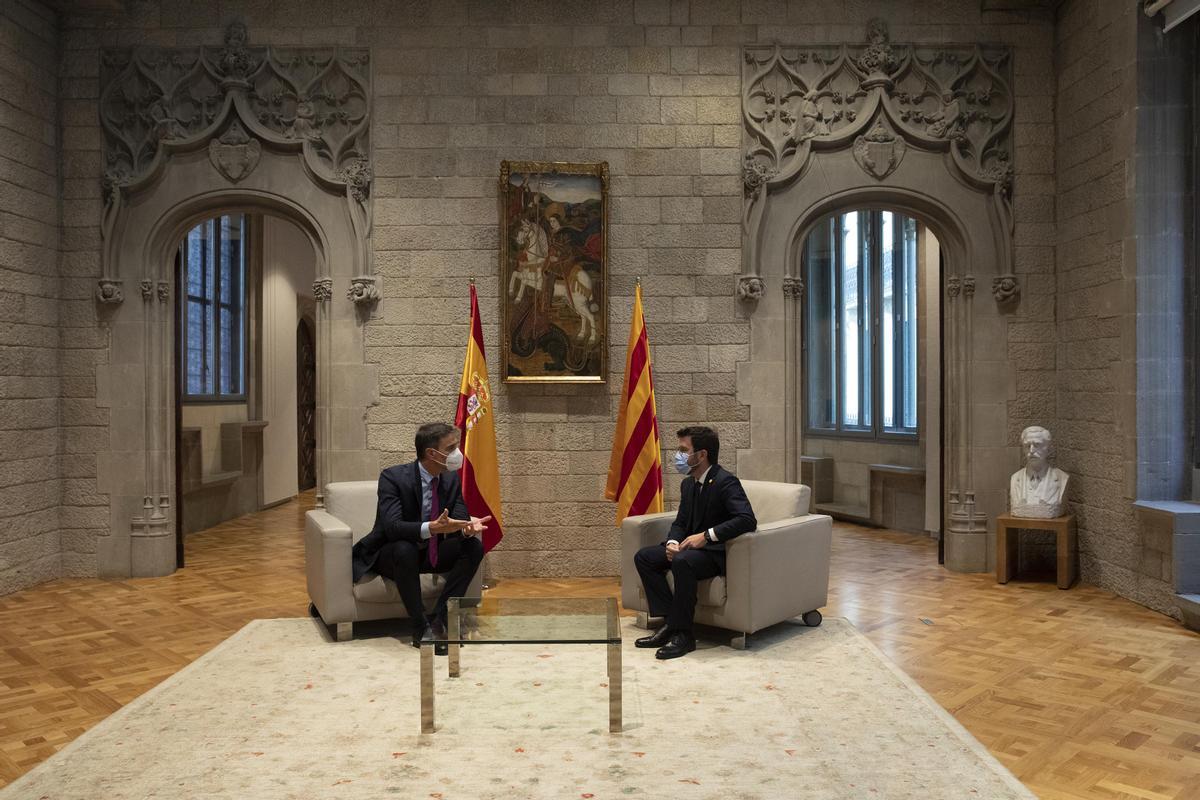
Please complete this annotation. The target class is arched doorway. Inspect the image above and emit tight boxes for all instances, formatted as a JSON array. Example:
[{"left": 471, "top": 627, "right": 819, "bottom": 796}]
[
  {"left": 171, "top": 211, "right": 320, "bottom": 552},
  {"left": 93, "top": 23, "right": 380, "bottom": 578},
  {"left": 737, "top": 27, "right": 1019, "bottom": 573},
  {"left": 795, "top": 207, "right": 944, "bottom": 555}
]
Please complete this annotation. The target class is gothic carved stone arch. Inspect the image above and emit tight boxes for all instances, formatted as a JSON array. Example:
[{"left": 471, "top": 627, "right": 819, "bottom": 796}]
[
  {"left": 94, "top": 23, "right": 379, "bottom": 578},
  {"left": 738, "top": 22, "right": 1018, "bottom": 572}
]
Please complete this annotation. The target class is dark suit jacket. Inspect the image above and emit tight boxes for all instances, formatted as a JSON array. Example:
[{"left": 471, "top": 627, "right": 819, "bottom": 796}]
[
  {"left": 665, "top": 463, "right": 757, "bottom": 552},
  {"left": 351, "top": 461, "right": 470, "bottom": 583}
]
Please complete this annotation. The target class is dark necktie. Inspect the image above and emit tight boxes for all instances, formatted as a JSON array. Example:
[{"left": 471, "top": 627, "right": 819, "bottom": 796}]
[
  {"left": 689, "top": 480, "right": 702, "bottom": 533},
  {"left": 428, "top": 475, "right": 440, "bottom": 568}
]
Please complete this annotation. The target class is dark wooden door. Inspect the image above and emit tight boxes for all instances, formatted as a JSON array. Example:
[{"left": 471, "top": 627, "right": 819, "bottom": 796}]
[{"left": 297, "top": 318, "right": 317, "bottom": 491}]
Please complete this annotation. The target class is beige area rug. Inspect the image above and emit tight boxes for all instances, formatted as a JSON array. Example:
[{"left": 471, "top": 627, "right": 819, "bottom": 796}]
[{"left": 4, "top": 617, "right": 1034, "bottom": 800}]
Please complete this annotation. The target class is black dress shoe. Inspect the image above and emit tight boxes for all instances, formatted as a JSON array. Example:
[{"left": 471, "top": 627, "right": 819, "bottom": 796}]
[
  {"left": 410, "top": 619, "right": 429, "bottom": 649},
  {"left": 655, "top": 631, "right": 696, "bottom": 660},
  {"left": 635, "top": 626, "right": 673, "bottom": 649},
  {"left": 411, "top": 625, "right": 450, "bottom": 656},
  {"left": 430, "top": 619, "right": 449, "bottom": 657}
]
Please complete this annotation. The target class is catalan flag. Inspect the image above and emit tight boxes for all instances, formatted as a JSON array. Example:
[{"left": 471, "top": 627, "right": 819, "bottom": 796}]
[
  {"left": 455, "top": 282, "right": 504, "bottom": 552},
  {"left": 605, "top": 282, "right": 664, "bottom": 525}
]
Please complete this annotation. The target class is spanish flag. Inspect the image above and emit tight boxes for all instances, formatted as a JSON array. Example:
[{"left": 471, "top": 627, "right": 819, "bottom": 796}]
[
  {"left": 455, "top": 283, "right": 504, "bottom": 552},
  {"left": 605, "top": 282, "right": 664, "bottom": 524}
]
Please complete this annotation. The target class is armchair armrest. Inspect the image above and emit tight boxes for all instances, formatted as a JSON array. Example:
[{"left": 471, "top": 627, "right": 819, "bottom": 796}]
[
  {"left": 619, "top": 511, "right": 675, "bottom": 613},
  {"left": 723, "top": 513, "right": 833, "bottom": 634},
  {"left": 305, "top": 509, "right": 355, "bottom": 624}
]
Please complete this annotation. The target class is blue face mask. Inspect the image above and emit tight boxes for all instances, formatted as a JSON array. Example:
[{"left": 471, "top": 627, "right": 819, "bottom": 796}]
[{"left": 673, "top": 451, "right": 693, "bottom": 475}]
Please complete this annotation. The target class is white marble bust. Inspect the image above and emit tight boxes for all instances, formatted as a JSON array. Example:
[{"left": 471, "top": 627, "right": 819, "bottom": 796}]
[{"left": 1009, "top": 426, "right": 1069, "bottom": 519}]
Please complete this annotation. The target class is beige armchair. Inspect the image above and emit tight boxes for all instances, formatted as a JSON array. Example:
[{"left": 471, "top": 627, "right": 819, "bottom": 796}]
[
  {"left": 304, "top": 480, "right": 483, "bottom": 641},
  {"left": 620, "top": 480, "right": 832, "bottom": 648}
]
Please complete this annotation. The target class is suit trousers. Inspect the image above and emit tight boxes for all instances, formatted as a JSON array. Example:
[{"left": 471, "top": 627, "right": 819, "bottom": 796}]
[
  {"left": 372, "top": 535, "right": 484, "bottom": 626},
  {"left": 634, "top": 544, "right": 725, "bottom": 632}
]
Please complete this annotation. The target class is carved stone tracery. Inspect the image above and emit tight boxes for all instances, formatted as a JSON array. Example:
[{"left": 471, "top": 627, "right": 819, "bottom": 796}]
[
  {"left": 97, "top": 21, "right": 374, "bottom": 303},
  {"left": 742, "top": 20, "right": 1015, "bottom": 302}
]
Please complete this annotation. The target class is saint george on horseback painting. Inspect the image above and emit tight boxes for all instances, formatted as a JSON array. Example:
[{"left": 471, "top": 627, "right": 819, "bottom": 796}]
[{"left": 500, "top": 161, "right": 608, "bottom": 383}]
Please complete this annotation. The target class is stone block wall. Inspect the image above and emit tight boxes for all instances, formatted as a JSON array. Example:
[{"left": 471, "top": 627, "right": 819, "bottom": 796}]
[
  {"left": 52, "top": 0, "right": 1063, "bottom": 580},
  {"left": 0, "top": 0, "right": 63, "bottom": 594},
  {"left": 1054, "top": 0, "right": 1138, "bottom": 600},
  {"left": 1054, "top": 0, "right": 1191, "bottom": 617}
]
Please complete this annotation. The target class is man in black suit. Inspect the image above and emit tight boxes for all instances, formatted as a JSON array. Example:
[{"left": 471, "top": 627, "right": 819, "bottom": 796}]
[
  {"left": 351, "top": 422, "right": 488, "bottom": 652},
  {"left": 633, "top": 426, "right": 757, "bottom": 659}
]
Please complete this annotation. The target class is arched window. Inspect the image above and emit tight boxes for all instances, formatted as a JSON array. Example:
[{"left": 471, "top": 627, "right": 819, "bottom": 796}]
[
  {"left": 803, "top": 209, "right": 919, "bottom": 439},
  {"left": 179, "top": 214, "right": 247, "bottom": 400}
]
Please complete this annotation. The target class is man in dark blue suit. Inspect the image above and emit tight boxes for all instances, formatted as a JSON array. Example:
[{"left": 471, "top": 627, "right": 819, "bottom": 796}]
[
  {"left": 351, "top": 422, "right": 487, "bottom": 650},
  {"left": 633, "top": 426, "right": 757, "bottom": 659}
]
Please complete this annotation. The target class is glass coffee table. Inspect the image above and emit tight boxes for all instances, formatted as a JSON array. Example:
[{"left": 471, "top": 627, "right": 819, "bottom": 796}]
[{"left": 419, "top": 596, "right": 622, "bottom": 734}]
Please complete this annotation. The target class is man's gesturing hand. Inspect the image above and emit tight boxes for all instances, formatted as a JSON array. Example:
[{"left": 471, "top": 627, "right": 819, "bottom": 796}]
[
  {"left": 429, "top": 509, "right": 470, "bottom": 535},
  {"left": 464, "top": 515, "right": 493, "bottom": 536}
]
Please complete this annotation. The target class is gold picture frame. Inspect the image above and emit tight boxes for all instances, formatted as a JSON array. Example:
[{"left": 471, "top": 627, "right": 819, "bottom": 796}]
[{"left": 499, "top": 160, "right": 608, "bottom": 383}]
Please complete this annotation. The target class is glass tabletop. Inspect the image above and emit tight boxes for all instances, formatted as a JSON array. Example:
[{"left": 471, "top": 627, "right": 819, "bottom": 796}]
[{"left": 431, "top": 596, "right": 621, "bottom": 645}]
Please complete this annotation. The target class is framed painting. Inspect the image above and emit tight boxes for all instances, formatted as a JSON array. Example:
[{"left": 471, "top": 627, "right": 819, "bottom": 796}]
[{"left": 500, "top": 160, "right": 608, "bottom": 383}]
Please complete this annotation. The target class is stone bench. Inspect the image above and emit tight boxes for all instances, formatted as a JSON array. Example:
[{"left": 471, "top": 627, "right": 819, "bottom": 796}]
[{"left": 868, "top": 464, "right": 926, "bottom": 534}]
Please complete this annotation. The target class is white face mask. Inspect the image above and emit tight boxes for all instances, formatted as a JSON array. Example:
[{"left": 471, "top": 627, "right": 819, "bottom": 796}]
[{"left": 434, "top": 447, "right": 464, "bottom": 471}]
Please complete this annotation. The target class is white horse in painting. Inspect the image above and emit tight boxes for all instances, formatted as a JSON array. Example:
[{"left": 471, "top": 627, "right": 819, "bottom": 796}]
[
  {"left": 509, "top": 218, "right": 548, "bottom": 303},
  {"left": 510, "top": 218, "right": 599, "bottom": 344}
]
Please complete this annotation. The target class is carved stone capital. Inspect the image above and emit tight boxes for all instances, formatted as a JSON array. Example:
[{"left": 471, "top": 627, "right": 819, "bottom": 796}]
[
  {"left": 782, "top": 276, "right": 804, "bottom": 299},
  {"left": 156, "top": 280, "right": 170, "bottom": 303},
  {"left": 737, "top": 276, "right": 766, "bottom": 302},
  {"left": 347, "top": 276, "right": 381, "bottom": 304},
  {"left": 946, "top": 276, "right": 962, "bottom": 298},
  {"left": 991, "top": 274, "right": 1020, "bottom": 304},
  {"left": 312, "top": 277, "right": 334, "bottom": 302},
  {"left": 140, "top": 279, "right": 154, "bottom": 301},
  {"left": 96, "top": 279, "right": 124, "bottom": 305},
  {"left": 963, "top": 275, "right": 977, "bottom": 297}
]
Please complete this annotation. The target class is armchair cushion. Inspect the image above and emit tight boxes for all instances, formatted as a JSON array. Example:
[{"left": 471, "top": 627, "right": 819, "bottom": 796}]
[
  {"left": 353, "top": 573, "right": 447, "bottom": 604},
  {"left": 741, "top": 479, "right": 810, "bottom": 523},
  {"left": 325, "top": 480, "right": 378, "bottom": 544}
]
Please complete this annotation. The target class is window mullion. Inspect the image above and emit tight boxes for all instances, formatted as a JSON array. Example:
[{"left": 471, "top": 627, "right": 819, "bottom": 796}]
[
  {"left": 862, "top": 211, "right": 871, "bottom": 435},
  {"left": 891, "top": 216, "right": 900, "bottom": 435},
  {"left": 215, "top": 217, "right": 224, "bottom": 398},
  {"left": 873, "top": 211, "right": 882, "bottom": 439},
  {"left": 835, "top": 214, "right": 843, "bottom": 434}
]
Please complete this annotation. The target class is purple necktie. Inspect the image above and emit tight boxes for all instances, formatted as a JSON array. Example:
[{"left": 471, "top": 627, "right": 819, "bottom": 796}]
[{"left": 428, "top": 475, "right": 440, "bottom": 568}]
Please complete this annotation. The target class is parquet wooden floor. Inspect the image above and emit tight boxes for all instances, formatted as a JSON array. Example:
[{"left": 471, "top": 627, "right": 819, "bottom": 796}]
[{"left": 0, "top": 493, "right": 1197, "bottom": 799}]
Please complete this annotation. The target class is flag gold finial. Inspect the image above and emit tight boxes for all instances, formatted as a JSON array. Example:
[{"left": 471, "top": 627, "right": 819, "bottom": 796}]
[
  {"left": 635, "top": 276, "right": 641, "bottom": 287},
  {"left": 470, "top": 277, "right": 476, "bottom": 286}
]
